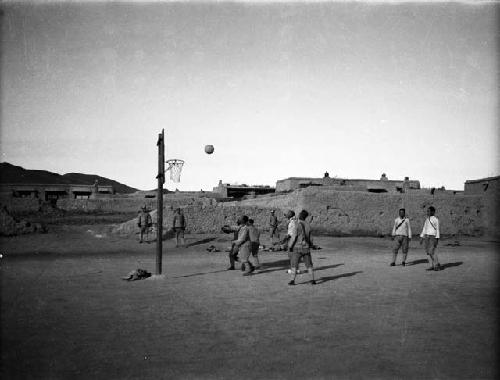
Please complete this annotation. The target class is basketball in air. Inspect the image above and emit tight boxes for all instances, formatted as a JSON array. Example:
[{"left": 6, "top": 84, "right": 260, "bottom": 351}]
[{"left": 204, "top": 145, "right": 214, "bottom": 154}]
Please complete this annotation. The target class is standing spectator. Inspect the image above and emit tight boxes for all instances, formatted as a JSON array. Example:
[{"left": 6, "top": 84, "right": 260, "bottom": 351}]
[
  {"left": 172, "top": 208, "right": 186, "bottom": 248},
  {"left": 420, "top": 206, "right": 441, "bottom": 271},
  {"left": 390, "top": 208, "right": 412, "bottom": 266},
  {"left": 269, "top": 210, "right": 280, "bottom": 243},
  {"left": 138, "top": 206, "right": 152, "bottom": 244}
]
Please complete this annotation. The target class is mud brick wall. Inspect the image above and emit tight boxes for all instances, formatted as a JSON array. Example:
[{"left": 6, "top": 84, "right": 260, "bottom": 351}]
[
  {"left": 225, "top": 192, "right": 302, "bottom": 210},
  {"left": 297, "top": 188, "right": 484, "bottom": 237},
  {"left": 0, "top": 197, "right": 41, "bottom": 213},
  {"left": 222, "top": 188, "right": 488, "bottom": 237},
  {"left": 57, "top": 197, "right": 158, "bottom": 213},
  {"left": 480, "top": 192, "right": 500, "bottom": 238},
  {"left": 112, "top": 203, "right": 291, "bottom": 236},
  {"left": 56, "top": 196, "right": 217, "bottom": 214},
  {"left": 108, "top": 188, "right": 497, "bottom": 239},
  {"left": 182, "top": 203, "right": 290, "bottom": 233},
  {"left": 0, "top": 207, "right": 17, "bottom": 235}
]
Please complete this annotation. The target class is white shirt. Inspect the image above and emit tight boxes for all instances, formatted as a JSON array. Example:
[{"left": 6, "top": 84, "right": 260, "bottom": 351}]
[
  {"left": 234, "top": 225, "right": 251, "bottom": 248},
  {"left": 392, "top": 217, "right": 412, "bottom": 238},
  {"left": 287, "top": 217, "right": 298, "bottom": 249},
  {"left": 287, "top": 217, "right": 297, "bottom": 237},
  {"left": 420, "top": 216, "right": 440, "bottom": 239}
]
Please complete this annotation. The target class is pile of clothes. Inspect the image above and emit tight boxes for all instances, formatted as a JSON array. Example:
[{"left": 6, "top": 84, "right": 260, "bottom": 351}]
[
  {"left": 122, "top": 269, "right": 152, "bottom": 281},
  {"left": 206, "top": 245, "right": 221, "bottom": 253}
]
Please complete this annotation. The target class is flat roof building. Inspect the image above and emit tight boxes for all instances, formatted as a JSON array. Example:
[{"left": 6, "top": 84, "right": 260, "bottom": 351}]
[
  {"left": 464, "top": 175, "right": 500, "bottom": 195},
  {"left": 0, "top": 183, "right": 115, "bottom": 201},
  {"left": 276, "top": 175, "right": 420, "bottom": 193},
  {"left": 213, "top": 180, "right": 275, "bottom": 199}
]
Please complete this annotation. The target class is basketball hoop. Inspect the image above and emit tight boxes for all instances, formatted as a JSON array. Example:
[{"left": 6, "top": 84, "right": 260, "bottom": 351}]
[{"left": 165, "top": 159, "right": 184, "bottom": 183}]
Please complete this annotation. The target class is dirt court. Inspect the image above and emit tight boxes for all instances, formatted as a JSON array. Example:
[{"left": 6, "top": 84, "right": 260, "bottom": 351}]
[{"left": 1, "top": 226, "right": 498, "bottom": 379}]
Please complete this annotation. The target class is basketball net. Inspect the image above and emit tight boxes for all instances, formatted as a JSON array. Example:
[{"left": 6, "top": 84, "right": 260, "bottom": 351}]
[{"left": 166, "top": 159, "right": 184, "bottom": 183}]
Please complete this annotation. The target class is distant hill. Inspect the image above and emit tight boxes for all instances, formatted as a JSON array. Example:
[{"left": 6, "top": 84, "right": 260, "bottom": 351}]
[
  {"left": 0, "top": 162, "right": 73, "bottom": 185},
  {"left": 0, "top": 162, "right": 138, "bottom": 194}
]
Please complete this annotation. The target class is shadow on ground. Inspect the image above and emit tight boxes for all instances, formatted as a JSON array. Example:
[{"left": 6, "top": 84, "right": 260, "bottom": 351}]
[
  {"left": 440, "top": 261, "right": 463, "bottom": 270},
  {"left": 315, "top": 263, "right": 345, "bottom": 272},
  {"left": 185, "top": 237, "right": 217, "bottom": 247},
  {"left": 318, "top": 271, "right": 363, "bottom": 284},
  {"left": 253, "top": 259, "right": 290, "bottom": 274},
  {"left": 175, "top": 269, "right": 228, "bottom": 278},
  {"left": 407, "top": 259, "right": 429, "bottom": 266},
  {"left": 255, "top": 259, "right": 344, "bottom": 275}
]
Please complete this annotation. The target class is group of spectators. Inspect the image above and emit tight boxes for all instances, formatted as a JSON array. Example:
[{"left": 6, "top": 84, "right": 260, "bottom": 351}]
[{"left": 137, "top": 206, "right": 186, "bottom": 247}]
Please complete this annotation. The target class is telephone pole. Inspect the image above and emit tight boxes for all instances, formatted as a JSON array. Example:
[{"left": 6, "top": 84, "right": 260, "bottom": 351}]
[{"left": 156, "top": 129, "right": 165, "bottom": 275}]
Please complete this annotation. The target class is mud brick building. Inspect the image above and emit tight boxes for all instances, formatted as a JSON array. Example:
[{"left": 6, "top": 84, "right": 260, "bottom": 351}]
[
  {"left": 0, "top": 183, "right": 114, "bottom": 201},
  {"left": 213, "top": 180, "right": 275, "bottom": 198},
  {"left": 464, "top": 175, "right": 500, "bottom": 195},
  {"left": 276, "top": 175, "right": 420, "bottom": 193}
]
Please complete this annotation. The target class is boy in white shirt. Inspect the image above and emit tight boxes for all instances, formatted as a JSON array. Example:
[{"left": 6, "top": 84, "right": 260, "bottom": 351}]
[
  {"left": 390, "top": 208, "right": 412, "bottom": 266},
  {"left": 420, "top": 206, "right": 441, "bottom": 271}
]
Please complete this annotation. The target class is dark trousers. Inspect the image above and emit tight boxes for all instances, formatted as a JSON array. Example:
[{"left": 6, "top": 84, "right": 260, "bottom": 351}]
[
  {"left": 392, "top": 235, "right": 409, "bottom": 263},
  {"left": 229, "top": 244, "right": 239, "bottom": 267},
  {"left": 424, "top": 235, "right": 439, "bottom": 267}
]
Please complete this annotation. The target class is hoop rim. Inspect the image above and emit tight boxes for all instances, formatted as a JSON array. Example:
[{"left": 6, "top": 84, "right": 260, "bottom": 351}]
[{"left": 166, "top": 158, "right": 185, "bottom": 164}]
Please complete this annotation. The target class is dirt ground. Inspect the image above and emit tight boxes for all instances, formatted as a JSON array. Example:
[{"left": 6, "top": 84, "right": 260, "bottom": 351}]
[{"left": 1, "top": 225, "right": 498, "bottom": 379}]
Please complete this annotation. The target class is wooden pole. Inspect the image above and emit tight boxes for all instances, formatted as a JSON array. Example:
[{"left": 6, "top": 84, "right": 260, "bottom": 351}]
[{"left": 156, "top": 129, "right": 165, "bottom": 275}]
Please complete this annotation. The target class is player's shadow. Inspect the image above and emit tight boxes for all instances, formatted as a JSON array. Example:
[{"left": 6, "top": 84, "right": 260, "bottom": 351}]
[
  {"left": 439, "top": 261, "right": 463, "bottom": 270},
  {"left": 317, "top": 271, "right": 363, "bottom": 284},
  {"left": 314, "top": 263, "right": 345, "bottom": 272},
  {"left": 176, "top": 269, "right": 227, "bottom": 278},
  {"left": 406, "top": 259, "right": 429, "bottom": 266},
  {"left": 184, "top": 237, "right": 217, "bottom": 248},
  {"left": 255, "top": 259, "right": 291, "bottom": 274},
  {"left": 256, "top": 260, "right": 344, "bottom": 275},
  {"left": 254, "top": 259, "right": 344, "bottom": 274}
]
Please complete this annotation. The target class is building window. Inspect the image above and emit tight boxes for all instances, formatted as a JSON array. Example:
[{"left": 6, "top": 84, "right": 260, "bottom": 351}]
[
  {"left": 73, "top": 192, "right": 91, "bottom": 199},
  {"left": 299, "top": 183, "right": 322, "bottom": 188},
  {"left": 13, "top": 190, "right": 35, "bottom": 198},
  {"left": 45, "top": 192, "right": 68, "bottom": 201},
  {"left": 368, "top": 188, "right": 388, "bottom": 193}
]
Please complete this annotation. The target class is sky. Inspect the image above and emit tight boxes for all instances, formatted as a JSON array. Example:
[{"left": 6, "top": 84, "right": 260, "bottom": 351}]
[{"left": 1, "top": 1, "right": 498, "bottom": 191}]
